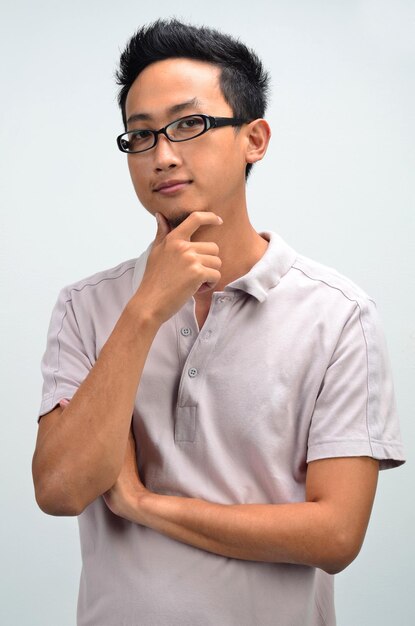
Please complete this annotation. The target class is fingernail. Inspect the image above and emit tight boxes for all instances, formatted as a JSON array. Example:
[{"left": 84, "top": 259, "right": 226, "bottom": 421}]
[{"left": 217, "top": 216, "right": 223, "bottom": 224}]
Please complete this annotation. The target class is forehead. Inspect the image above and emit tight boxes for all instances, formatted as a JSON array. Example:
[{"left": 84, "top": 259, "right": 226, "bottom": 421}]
[{"left": 125, "top": 58, "right": 230, "bottom": 122}]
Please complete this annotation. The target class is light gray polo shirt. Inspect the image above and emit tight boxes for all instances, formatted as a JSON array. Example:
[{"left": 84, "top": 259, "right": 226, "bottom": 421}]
[{"left": 38, "top": 230, "right": 405, "bottom": 626}]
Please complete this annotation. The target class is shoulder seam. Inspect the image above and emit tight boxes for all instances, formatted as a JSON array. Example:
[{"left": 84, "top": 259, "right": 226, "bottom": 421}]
[
  {"left": 52, "top": 264, "right": 135, "bottom": 404},
  {"left": 291, "top": 264, "right": 375, "bottom": 306},
  {"left": 293, "top": 262, "right": 377, "bottom": 454},
  {"left": 64, "top": 264, "right": 135, "bottom": 300}
]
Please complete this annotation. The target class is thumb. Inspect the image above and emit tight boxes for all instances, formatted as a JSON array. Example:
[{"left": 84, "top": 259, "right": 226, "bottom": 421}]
[{"left": 154, "top": 212, "right": 171, "bottom": 242}]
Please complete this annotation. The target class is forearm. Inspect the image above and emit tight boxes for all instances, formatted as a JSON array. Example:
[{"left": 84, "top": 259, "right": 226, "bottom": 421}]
[
  {"left": 130, "top": 493, "right": 354, "bottom": 575},
  {"left": 33, "top": 293, "right": 160, "bottom": 514},
  {"left": 105, "top": 454, "right": 376, "bottom": 575}
]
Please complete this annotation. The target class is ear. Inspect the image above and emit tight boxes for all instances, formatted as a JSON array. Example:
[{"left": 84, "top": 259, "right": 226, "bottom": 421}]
[{"left": 244, "top": 119, "right": 271, "bottom": 165}]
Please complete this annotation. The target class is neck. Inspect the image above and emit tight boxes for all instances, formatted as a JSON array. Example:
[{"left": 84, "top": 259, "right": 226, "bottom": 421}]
[{"left": 191, "top": 202, "right": 269, "bottom": 307}]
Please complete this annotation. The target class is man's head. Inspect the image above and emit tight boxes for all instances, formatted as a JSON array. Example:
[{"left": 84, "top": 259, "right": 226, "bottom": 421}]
[
  {"left": 116, "top": 19, "right": 270, "bottom": 181},
  {"left": 115, "top": 19, "right": 271, "bottom": 229}
]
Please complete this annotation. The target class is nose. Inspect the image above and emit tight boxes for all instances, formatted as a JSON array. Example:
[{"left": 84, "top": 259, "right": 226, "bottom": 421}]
[{"left": 153, "top": 134, "right": 182, "bottom": 172}]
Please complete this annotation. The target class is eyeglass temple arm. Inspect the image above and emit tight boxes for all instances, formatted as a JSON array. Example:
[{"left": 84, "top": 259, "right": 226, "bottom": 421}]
[{"left": 211, "top": 117, "right": 250, "bottom": 128}]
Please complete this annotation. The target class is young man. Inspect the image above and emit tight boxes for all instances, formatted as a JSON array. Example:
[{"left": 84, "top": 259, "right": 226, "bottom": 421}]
[{"left": 32, "top": 19, "right": 405, "bottom": 626}]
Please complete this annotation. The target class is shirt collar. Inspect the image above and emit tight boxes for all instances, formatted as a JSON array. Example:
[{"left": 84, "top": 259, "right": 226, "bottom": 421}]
[
  {"left": 132, "top": 230, "right": 297, "bottom": 303},
  {"left": 223, "top": 231, "right": 297, "bottom": 302}
]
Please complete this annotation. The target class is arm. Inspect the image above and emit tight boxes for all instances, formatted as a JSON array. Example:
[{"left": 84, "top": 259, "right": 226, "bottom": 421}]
[
  {"left": 32, "top": 297, "right": 160, "bottom": 516},
  {"left": 104, "top": 436, "right": 379, "bottom": 575},
  {"left": 32, "top": 211, "right": 223, "bottom": 517}
]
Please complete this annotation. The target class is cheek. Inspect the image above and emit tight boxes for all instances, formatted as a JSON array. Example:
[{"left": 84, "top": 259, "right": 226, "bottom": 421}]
[
  {"left": 128, "top": 159, "right": 149, "bottom": 197},
  {"left": 127, "top": 157, "right": 141, "bottom": 183},
  {"left": 202, "top": 150, "right": 244, "bottom": 191}
]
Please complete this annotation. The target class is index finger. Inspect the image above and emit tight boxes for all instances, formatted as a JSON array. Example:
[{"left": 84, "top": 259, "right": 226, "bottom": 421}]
[{"left": 171, "top": 211, "right": 223, "bottom": 241}]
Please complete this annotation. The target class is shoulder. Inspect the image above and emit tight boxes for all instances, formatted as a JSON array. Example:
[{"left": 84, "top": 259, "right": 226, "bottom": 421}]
[
  {"left": 49, "top": 257, "right": 141, "bottom": 338},
  {"left": 58, "top": 240, "right": 154, "bottom": 306},
  {"left": 52, "top": 258, "right": 139, "bottom": 326},
  {"left": 277, "top": 251, "right": 383, "bottom": 340},
  {"left": 59, "top": 257, "right": 137, "bottom": 303},
  {"left": 290, "top": 253, "right": 375, "bottom": 309}
]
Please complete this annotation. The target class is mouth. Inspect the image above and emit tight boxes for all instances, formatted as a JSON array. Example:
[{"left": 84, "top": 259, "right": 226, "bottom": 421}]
[{"left": 154, "top": 180, "right": 192, "bottom": 195}]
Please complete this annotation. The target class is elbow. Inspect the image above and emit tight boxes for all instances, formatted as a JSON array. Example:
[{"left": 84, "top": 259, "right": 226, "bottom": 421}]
[
  {"left": 34, "top": 481, "right": 84, "bottom": 516},
  {"left": 32, "top": 451, "right": 119, "bottom": 517},
  {"left": 32, "top": 461, "right": 84, "bottom": 516},
  {"left": 319, "top": 530, "right": 362, "bottom": 575},
  {"left": 322, "top": 560, "right": 352, "bottom": 576}
]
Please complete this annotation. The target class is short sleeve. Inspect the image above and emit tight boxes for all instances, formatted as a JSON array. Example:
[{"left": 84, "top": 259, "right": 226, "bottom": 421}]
[
  {"left": 37, "top": 286, "right": 93, "bottom": 422},
  {"left": 307, "top": 298, "right": 405, "bottom": 470}
]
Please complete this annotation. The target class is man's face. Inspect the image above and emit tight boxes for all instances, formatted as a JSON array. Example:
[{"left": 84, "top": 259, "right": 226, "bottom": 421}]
[{"left": 124, "top": 58, "right": 249, "bottom": 230}]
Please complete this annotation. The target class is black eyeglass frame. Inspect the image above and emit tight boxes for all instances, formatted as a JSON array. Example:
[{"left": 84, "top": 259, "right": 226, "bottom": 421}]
[{"left": 116, "top": 114, "right": 251, "bottom": 154}]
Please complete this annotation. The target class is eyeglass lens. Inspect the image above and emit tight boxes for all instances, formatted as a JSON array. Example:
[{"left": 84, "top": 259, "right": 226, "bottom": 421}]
[{"left": 121, "top": 115, "right": 207, "bottom": 152}]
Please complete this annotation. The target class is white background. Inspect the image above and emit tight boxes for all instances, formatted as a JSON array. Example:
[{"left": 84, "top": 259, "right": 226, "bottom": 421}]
[{"left": 1, "top": 1, "right": 414, "bottom": 624}]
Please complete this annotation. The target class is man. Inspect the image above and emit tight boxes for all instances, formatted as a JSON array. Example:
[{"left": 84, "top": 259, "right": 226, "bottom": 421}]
[{"left": 32, "top": 19, "right": 405, "bottom": 626}]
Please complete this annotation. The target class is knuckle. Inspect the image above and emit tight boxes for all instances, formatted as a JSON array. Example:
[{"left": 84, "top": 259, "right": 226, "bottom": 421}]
[
  {"left": 173, "top": 239, "right": 189, "bottom": 253},
  {"left": 189, "top": 211, "right": 201, "bottom": 221},
  {"left": 193, "top": 264, "right": 205, "bottom": 279},
  {"left": 184, "top": 241, "right": 195, "bottom": 254}
]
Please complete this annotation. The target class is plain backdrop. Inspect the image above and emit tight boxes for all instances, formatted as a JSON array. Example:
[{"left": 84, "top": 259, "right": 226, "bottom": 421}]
[{"left": 1, "top": 1, "right": 414, "bottom": 624}]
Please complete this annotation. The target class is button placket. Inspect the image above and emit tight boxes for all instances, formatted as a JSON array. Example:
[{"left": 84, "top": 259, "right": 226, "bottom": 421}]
[
  {"left": 175, "top": 302, "right": 199, "bottom": 369},
  {"left": 175, "top": 293, "right": 235, "bottom": 444}
]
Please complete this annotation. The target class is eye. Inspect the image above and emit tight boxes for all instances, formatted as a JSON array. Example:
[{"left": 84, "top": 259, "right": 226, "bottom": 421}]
[
  {"left": 131, "top": 130, "right": 153, "bottom": 140},
  {"left": 124, "top": 129, "right": 154, "bottom": 151},
  {"left": 176, "top": 116, "right": 204, "bottom": 130}
]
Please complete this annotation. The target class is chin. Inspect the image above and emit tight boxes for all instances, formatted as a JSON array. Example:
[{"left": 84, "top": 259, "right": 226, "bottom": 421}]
[
  {"left": 166, "top": 210, "right": 192, "bottom": 230},
  {"left": 164, "top": 207, "right": 210, "bottom": 230}
]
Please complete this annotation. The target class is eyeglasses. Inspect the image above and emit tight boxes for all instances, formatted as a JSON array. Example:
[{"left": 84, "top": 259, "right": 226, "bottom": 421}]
[{"left": 116, "top": 114, "right": 250, "bottom": 154}]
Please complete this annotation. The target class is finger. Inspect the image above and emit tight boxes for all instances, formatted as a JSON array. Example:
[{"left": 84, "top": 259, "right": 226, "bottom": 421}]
[
  {"left": 197, "top": 254, "right": 222, "bottom": 270},
  {"left": 172, "top": 211, "right": 223, "bottom": 241},
  {"left": 198, "top": 267, "right": 222, "bottom": 290},
  {"left": 191, "top": 241, "right": 220, "bottom": 256},
  {"left": 153, "top": 212, "right": 172, "bottom": 244}
]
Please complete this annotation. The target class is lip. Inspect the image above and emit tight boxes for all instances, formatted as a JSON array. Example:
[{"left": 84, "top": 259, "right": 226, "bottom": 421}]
[{"left": 153, "top": 179, "right": 192, "bottom": 194}]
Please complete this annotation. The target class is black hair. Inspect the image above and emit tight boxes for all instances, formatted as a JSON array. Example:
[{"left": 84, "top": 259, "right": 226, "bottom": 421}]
[{"left": 115, "top": 18, "right": 270, "bottom": 179}]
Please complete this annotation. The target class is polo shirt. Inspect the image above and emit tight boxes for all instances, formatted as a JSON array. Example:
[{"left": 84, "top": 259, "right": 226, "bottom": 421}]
[{"left": 37, "top": 230, "right": 405, "bottom": 626}]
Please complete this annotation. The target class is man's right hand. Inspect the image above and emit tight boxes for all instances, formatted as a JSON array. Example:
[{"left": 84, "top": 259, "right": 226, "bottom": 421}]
[{"left": 135, "top": 211, "right": 224, "bottom": 325}]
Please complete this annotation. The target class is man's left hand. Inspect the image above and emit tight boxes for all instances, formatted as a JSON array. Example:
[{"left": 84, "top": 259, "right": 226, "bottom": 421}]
[{"left": 102, "top": 426, "right": 148, "bottom": 522}]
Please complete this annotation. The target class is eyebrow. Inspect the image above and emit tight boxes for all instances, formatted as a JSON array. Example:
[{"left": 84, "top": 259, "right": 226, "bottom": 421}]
[{"left": 126, "top": 97, "right": 204, "bottom": 125}]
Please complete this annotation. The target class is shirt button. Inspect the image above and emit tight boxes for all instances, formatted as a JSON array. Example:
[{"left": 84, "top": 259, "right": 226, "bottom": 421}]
[
  {"left": 188, "top": 367, "right": 198, "bottom": 377},
  {"left": 181, "top": 327, "right": 191, "bottom": 336}
]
